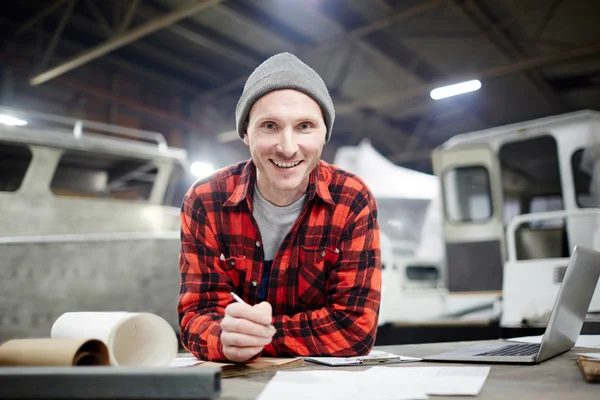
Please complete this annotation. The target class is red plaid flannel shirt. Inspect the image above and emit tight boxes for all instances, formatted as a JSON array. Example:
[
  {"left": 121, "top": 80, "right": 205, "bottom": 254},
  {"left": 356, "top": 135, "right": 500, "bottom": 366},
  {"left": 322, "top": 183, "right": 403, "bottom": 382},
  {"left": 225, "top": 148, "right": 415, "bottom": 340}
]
[{"left": 178, "top": 159, "right": 381, "bottom": 361}]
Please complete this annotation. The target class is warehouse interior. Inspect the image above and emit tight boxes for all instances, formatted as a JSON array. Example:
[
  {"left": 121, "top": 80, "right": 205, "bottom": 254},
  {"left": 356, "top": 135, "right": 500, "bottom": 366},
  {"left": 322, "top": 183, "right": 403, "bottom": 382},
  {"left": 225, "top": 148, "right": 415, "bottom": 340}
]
[
  {"left": 1, "top": 0, "right": 600, "bottom": 366},
  {"left": 1, "top": 0, "right": 598, "bottom": 175}
]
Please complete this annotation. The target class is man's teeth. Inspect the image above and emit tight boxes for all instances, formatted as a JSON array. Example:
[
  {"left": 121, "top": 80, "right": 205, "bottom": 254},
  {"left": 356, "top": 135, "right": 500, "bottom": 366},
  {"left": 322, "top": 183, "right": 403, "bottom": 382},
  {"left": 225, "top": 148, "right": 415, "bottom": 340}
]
[{"left": 272, "top": 160, "right": 301, "bottom": 168}]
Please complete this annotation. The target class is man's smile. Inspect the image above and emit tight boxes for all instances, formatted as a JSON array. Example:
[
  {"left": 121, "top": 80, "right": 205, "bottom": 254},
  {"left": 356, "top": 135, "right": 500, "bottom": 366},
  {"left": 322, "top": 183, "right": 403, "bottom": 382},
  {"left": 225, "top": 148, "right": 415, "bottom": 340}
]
[{"left": 270, "top": 159, "right": 303, "bottom": 169}]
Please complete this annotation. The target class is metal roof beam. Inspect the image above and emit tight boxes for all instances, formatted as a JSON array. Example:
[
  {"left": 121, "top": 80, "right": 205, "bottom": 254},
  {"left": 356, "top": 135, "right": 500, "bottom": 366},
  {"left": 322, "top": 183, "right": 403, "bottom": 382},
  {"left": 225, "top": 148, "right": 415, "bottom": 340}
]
[
  {"left": 312, "top": 0, "right": 444, "bottom": 50},
  {"left": 83, "top": 0, "right": 113, "bottom": 36},
  {"left": 61, "top": 12, "right": 223, "bottom": 84},
  {"left": 37, "top": 0, "right": 76, "bottom": 71},
  {"left": 201, "top": 0, "right": 443, "bottom": 101},
  {"left": 29, "top": 0, "right": 224, "bottom": 86},
  {"left": 116, "top": 0, "right": 141, "bottom": 34},
  {"left": 2, "top": 52, "right": 205, "bottom": 131},
  {"left": 135, "top": 3, "right": 260, "bottom": 69},
  {"left": 349, "top": 1, "right": 492, "bottom": 128},
  {"left": 450, "top": 0, "right": 570, "bottom": 113},
  {"left": 15, "top": 0, "right": 69, "bottom": 36},
  {"left": 1, "top": 15, "right": 203, "bottom": 95},
  {"left": 335, "top": 42, "right": 600, "bottom": 114}
]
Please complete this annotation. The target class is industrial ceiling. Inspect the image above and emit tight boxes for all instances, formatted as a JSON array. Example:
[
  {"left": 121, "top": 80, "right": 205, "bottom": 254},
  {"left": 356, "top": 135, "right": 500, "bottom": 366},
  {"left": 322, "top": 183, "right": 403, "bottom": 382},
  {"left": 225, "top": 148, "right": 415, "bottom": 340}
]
[{"left": 1, "top": 0, "right": 599, "bottom": 173}]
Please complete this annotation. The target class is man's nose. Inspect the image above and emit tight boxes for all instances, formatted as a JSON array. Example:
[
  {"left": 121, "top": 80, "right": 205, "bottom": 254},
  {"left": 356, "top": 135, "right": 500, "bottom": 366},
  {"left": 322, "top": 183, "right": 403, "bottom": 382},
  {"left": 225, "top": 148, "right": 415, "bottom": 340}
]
[{"left": 277, "top": 129, "right": 299, "bottom": 157}]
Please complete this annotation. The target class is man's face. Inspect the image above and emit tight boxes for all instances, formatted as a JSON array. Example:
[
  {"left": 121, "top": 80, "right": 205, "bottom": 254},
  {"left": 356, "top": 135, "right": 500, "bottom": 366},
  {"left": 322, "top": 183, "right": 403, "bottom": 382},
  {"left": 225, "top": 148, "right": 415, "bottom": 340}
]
[{"left": 243, "top": 89, "right": 326, "bottom": 205}]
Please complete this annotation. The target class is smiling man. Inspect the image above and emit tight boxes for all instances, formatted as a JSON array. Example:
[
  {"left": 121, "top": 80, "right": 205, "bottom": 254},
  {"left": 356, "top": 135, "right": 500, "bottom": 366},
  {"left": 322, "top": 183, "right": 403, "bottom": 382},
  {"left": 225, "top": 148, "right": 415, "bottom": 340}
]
[{"left": 178, "top": 52, "right": 382, "bottom": 363}]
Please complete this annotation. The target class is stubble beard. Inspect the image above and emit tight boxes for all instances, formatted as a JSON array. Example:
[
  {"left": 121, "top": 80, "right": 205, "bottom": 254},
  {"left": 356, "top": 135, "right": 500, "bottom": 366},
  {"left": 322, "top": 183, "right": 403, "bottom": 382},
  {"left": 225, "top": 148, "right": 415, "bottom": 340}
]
[{"left": 252, "top": 148, "right": 322, "bottom": 195}]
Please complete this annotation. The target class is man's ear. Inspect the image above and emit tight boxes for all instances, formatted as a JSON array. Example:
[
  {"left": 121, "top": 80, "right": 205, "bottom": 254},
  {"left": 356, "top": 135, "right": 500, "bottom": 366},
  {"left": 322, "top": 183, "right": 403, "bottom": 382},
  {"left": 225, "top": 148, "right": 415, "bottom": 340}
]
[{"left": 242, "top": 120, "right": 250, "bottom": 145}]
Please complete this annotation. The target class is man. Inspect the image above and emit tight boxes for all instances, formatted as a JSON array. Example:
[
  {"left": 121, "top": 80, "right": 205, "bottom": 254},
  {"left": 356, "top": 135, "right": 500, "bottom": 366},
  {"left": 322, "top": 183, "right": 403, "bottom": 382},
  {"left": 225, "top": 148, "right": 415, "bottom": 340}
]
[{"left": 178, "top": 52, "right": 381, "bottom": 363}]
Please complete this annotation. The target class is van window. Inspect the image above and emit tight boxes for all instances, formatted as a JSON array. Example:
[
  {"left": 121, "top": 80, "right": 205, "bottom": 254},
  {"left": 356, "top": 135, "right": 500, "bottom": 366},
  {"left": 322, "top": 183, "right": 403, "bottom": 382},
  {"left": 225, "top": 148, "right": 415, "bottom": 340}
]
[
  {"left": 572, "top": 148, "right": 599, "bottom": 208},
  {"left": 503, "top": 197, "right": 521, "bottom": 225},
  {"left": 377, "top": 198, "right": 431, "bottom": 255},
  {"left": 529, "top": 195, "right": 564, "bottom": 228},
  {"left": 499, "top": 135, "right": 563, "bottom": 222},
  {"left": 0, "top": 142, "right": 32, "bottom": 192},
  {"left": 50, "top": 151, "right": 156, "bottom": 201},
  {"left": 443, "top": 166, "right": 492, "bottom": 222},
  {"left": 163, "top": 162, "right": 186, "bottom": 207}
]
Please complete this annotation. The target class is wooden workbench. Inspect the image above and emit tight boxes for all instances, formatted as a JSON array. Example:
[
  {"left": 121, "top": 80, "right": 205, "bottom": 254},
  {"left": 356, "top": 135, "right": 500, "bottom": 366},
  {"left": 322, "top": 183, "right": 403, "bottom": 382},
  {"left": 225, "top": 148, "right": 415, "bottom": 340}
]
[{"left": 219, "top": 340, "right": 600, "bottom": 399}]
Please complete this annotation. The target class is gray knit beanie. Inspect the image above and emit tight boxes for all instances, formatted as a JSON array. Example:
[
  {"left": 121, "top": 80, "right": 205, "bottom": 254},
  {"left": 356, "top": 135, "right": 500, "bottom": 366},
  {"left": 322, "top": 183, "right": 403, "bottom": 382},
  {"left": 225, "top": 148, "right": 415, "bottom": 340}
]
[{"left": 235, "top": 52, "right": 335, "bottom": 142}]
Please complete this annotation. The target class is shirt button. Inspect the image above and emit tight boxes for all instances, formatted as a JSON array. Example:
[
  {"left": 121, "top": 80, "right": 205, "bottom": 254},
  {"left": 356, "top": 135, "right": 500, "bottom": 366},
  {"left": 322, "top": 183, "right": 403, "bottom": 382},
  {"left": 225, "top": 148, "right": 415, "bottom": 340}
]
[
  {"left": 321, "top": 250, "right": 326, "bottom": 257},
  {"left": 252, "top": 280, "right": 258, "bottom": 286},
  {"left": 230, "top": 260, "right": 235, "bottom": 266},
  {"left": 255, "top": 241, "right": 261, "bottom": 248}
]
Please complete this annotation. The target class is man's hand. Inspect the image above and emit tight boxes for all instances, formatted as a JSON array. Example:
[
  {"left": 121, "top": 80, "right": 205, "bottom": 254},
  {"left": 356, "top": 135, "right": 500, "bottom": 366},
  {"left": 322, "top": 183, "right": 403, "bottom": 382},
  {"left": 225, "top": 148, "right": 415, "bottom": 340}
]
[{"left": 221, "top": 301, "right": 276, "bottom": 363}]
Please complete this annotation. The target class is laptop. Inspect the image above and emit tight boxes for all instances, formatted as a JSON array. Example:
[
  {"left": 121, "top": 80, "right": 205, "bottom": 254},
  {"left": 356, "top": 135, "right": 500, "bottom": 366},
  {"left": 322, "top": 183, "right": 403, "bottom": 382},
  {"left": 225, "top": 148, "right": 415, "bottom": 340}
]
[{"left": 423, "top": 245, "right": 600, "bottom": 364}]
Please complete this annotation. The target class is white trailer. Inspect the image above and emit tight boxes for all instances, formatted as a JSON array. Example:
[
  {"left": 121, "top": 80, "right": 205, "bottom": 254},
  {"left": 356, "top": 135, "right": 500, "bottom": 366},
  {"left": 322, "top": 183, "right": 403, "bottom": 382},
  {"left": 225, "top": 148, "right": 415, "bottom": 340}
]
[{"left": 433, "top": 110, "right": 600, "bottom": 328}]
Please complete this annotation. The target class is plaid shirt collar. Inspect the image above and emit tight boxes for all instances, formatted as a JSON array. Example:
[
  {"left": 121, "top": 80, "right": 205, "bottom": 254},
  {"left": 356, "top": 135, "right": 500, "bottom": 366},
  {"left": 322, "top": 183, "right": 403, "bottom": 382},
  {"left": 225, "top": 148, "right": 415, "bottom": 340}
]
[{"left": 223, "top": 160, "right": 335, "bottom": 209}]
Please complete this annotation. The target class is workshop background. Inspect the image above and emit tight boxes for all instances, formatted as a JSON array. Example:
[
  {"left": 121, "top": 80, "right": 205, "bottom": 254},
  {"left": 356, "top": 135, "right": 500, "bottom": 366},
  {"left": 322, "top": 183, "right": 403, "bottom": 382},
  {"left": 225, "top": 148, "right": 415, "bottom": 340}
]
[
  {"left": 1, "top": 0, "right": 599, "bottom": 346},
  {"left": 1, "top": 0, "right": 597, "bottom": 176}
]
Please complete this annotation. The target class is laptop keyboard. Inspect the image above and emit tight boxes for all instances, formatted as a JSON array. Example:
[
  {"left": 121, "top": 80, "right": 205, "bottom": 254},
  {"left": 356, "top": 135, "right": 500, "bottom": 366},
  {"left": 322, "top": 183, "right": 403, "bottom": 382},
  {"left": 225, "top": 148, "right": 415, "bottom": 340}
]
[{"left": 474, "top": 343, "right": 540, "bottom": 357}]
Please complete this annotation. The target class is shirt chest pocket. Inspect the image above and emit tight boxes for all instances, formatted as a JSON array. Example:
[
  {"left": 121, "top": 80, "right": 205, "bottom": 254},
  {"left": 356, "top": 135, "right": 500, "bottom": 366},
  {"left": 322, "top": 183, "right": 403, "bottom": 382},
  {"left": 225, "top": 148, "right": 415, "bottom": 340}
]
[
  {"left": 220, "top": 255, "right": 251, "bottom": 289},
  {"left": 296, "top": 246, "right": 340, "bottom": 305}
]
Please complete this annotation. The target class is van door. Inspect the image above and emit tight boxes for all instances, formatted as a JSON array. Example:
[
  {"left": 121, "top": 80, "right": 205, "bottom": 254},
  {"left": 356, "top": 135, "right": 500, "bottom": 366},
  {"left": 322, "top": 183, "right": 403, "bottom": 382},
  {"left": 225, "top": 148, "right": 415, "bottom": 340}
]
[{"left": 432, "top": 145, "right": 505, "bottom": 292}]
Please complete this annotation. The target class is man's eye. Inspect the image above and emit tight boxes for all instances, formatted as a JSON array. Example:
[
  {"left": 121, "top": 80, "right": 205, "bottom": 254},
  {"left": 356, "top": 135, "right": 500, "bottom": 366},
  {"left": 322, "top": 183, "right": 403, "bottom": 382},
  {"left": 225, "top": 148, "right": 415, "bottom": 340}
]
[
  {"left": 299, "top": 123, "right": 312, "bottom": 130},
  {"left": 263, "top": 122, "right": 276, "bottom": 130}
]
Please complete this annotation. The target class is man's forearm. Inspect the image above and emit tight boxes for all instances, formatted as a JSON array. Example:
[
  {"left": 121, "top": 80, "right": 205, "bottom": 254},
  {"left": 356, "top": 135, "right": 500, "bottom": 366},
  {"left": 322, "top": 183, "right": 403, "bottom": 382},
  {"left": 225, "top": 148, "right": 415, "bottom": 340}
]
[
  {"left": 180, "top": 309, "right": 229, "bottom": 362},
  {"left": 262, "top": 304, "right": 379, "bottom": 357}
]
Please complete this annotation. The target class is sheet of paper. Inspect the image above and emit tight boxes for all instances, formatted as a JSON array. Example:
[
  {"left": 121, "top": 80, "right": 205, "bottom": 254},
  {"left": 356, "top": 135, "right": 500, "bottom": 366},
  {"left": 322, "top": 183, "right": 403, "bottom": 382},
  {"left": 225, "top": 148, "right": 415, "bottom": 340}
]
[
  {"left": 577, "top": 352, "right": 600, "bottom": 360},
  {"left": 257, "top": 370, "right": 427, "bottom": 400},
  {"left": 168, "top": 355, "right": 304, "bottom": 378},
  {"left": 507, "top": 334, "right": 600, "bottom": 348},
  {"left": 202, "top": 357, "right": 304, "bottom": 378},
  {"left": 575, "top": 335, "right": 600, "bottom": 348},
  {"left": 168, "top": 356, "right": 204, "bottom": 368},
  {"left": 363, "top": 366, "right": 491, "bottom": 396},
  {"left": 305, "top": 350, "right": 421, "bottom": 366}
]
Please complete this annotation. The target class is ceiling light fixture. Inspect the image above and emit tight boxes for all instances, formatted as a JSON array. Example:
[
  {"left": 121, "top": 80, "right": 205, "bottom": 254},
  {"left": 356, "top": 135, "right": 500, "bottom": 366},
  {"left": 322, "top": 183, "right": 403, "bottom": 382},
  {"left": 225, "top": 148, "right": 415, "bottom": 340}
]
[
  {"left": 430, "top": 79, "right": 482, "bottom": 100},
  {"left": 0, "top": 114, "right": 28, "bottom": 126}
]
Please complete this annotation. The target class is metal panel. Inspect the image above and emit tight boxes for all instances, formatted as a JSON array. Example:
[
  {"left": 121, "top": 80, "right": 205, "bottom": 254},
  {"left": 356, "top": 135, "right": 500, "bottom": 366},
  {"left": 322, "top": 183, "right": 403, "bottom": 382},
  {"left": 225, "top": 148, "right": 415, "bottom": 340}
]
[
  {"left": 446, "top": 240, "right": 504, "bottom": 291},
  {"left": 0, "top": 234, "right": 181, "bottom": 342}
]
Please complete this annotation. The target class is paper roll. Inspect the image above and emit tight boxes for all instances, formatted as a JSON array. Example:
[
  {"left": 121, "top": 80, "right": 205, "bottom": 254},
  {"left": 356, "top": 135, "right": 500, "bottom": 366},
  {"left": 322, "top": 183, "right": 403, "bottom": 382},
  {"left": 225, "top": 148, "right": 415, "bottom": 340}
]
[
  {"left": 51, "top": 312, "right": 178, "bottom": 367},
  {"left": 0, "top": 338, "right": 110, "bottom": 366}
]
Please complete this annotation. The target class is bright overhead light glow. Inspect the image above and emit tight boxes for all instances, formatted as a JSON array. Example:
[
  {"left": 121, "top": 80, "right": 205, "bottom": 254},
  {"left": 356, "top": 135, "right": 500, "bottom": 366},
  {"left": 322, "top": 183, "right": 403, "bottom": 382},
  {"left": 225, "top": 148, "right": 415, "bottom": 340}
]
[
  {"left": 0, "top": 114, "right": 28, "bottom": 126},
  {"left": 190, "top": 162, "right": 214, "bottom": 179},
  {"left": 430, "top": 79, "right": 481, "bottom": 100}
]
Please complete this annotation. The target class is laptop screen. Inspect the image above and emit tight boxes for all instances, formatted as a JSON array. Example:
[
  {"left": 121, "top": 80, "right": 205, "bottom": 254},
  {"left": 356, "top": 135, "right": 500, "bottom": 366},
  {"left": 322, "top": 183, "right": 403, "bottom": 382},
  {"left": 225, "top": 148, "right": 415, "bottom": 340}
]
[{"left": 537, "top": 246, "right": 600, "bottom": 361}]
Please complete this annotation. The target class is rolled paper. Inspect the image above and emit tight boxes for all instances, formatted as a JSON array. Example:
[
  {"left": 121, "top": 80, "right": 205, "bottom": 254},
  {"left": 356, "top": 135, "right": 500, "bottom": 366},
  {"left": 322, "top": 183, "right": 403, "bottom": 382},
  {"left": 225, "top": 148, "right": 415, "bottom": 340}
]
[
  {"left": 51, "top": 312, "right": 178, "bottom": 367},
  {"left": 72, "top": 351, "right": 107, "bottom": 366},
  {"left": 0, "top": 338, "right": 109, "bottom": 366}
]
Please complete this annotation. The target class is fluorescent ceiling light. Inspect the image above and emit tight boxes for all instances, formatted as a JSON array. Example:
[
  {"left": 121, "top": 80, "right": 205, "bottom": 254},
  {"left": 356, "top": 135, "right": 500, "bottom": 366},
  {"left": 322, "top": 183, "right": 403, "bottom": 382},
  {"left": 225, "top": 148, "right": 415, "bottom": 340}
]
[
  {"left": 190, "top": 161, "right": 215, "bottom": 179},
  {"left": 430, "top": 79, "right": 481, "bottom": 100},
  {"left": 0, "top": 114, "right": 28, "bottom": 126}
]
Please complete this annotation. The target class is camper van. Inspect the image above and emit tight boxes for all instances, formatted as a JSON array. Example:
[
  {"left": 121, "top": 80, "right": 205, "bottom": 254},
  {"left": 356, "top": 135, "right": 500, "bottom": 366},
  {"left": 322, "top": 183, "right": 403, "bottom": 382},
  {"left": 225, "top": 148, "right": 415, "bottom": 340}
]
[
  {"left": 0, "top": 107, "right": 188, "bottom": 342},
  {"left": 433, "top": 109, "right": 600, "bottom": 328}
]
